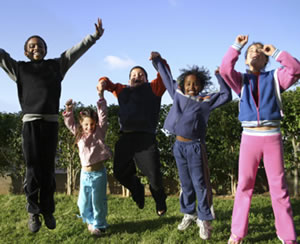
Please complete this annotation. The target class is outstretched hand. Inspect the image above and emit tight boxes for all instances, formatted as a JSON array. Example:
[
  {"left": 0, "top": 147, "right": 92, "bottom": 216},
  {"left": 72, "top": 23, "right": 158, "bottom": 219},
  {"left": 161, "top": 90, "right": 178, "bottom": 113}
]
[
  {"left": 94, "top": 18, "right": 104, "bottom": 40},
  {"left": 65, "top": 99, "right": 73, "bottom": 112},
  {"left": 149, "top": 51, "right": 161, "bottom": 60},
  {"left": 235, "top": 35, "right": 248, "bottom": 48}
]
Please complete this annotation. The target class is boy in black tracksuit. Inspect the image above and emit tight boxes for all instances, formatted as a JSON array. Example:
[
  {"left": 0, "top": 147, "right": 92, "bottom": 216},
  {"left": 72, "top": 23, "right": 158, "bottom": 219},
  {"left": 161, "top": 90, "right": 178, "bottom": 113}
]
[
  {"left": 0, "top": 18, "right": 104, "bottom": 233},
  {"left": 99, "top": 64, "right": 167, "bottom": 216}
]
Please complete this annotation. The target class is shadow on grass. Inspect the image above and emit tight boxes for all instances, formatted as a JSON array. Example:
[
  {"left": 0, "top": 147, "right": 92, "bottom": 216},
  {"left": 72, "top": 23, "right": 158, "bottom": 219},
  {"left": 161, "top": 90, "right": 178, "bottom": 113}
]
[{"left": 106, "top": 216, "right": 180, "bottom": 235}]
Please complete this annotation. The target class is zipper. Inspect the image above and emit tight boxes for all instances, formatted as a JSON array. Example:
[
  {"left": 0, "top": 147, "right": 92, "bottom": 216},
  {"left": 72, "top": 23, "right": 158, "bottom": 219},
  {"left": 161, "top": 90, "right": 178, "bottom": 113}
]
[
  {"left": 249, "top": 74, "right": 260, "bottom": 126},
  {"left": 173, "top": 95, "right": 190, "bottom": 131}
]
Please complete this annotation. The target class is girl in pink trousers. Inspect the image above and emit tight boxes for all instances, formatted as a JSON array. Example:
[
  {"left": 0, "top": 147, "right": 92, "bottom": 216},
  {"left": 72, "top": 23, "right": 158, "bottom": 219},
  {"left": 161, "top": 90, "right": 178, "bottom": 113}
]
[{"left": 220, "top": 35, "right": 300, "bottom": 244}]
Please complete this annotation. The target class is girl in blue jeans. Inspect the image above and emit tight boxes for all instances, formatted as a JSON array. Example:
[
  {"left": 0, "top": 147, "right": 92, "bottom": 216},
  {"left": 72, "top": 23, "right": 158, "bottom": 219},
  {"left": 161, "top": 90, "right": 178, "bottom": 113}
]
[{"left": 63, "top": 80, "right": 111, "bottom": 236}]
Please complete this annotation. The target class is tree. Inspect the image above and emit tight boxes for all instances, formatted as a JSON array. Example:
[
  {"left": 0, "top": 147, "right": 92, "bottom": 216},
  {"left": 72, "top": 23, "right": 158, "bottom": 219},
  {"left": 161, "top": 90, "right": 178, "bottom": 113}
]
[
  {"left": 57, "top": 103, "right": 84, "bottom": 195},
  {"left": 281, "top": 87, "right": 300, "bottom": 196},
  {"left": 206, "top": 100, "right": 241, "bottom": 195}
]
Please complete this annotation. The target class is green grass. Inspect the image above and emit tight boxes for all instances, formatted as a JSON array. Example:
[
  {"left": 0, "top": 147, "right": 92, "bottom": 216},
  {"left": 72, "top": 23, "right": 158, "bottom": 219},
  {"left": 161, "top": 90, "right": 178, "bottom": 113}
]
[{"left": 0, "top": 194, "right": 299, "bottom": 244}]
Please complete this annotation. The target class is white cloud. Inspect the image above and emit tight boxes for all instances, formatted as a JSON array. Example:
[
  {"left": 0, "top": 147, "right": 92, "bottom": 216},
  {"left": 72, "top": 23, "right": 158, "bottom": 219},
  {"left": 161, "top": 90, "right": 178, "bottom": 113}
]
[{"left": 104, "top": 55, "right": 136, "bottom": 70}]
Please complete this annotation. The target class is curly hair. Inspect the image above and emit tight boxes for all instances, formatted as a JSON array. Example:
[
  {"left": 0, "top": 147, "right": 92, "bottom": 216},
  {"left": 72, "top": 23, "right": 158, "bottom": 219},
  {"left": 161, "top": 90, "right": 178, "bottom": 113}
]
[
  {"left": 177, "top": 65, "right": 212, "bottom": 93},
  {"left": 74, "top": 108, "right": 98, "bottom": 144}
]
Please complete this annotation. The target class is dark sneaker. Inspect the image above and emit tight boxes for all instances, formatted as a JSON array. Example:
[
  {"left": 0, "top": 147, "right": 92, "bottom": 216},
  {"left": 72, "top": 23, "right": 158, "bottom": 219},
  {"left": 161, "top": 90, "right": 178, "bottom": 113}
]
[
  {"left": 28, "top": 213, "right": 41, "bottom": 233},
  {"left": 43, "top": 213, "right": 56, "bottom": 229}
]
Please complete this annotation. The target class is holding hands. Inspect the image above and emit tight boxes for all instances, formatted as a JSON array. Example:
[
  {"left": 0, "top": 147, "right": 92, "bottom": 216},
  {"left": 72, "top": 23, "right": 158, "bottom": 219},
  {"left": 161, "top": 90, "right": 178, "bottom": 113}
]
[
  {"left": 65, "top": 99, "right": 73, "bottom": 112},
  {"left": 149, "top": 51, "right": 161, "bottom": 60},
  {"left": 97, "top": 79, "right": 106, "bottom": 98}
]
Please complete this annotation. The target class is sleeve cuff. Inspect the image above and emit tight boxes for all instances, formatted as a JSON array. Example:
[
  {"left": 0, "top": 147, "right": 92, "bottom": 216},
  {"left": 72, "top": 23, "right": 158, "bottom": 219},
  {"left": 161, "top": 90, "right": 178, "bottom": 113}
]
[
  {"left": 232, "top": 42, "right": 243, "bottom": 52},
  {"left": 272, "top": 49, "right": 281, "bottom": 60}
]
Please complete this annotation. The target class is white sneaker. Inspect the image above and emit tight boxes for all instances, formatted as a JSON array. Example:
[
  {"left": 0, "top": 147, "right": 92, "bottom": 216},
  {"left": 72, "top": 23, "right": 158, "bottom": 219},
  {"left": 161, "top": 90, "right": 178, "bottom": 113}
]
[
  {"left": 177, "top": 213, "right": 197, "bottom": 231},
  {"left": 197, "top": 219, "right": 212, "bottom": 240}
]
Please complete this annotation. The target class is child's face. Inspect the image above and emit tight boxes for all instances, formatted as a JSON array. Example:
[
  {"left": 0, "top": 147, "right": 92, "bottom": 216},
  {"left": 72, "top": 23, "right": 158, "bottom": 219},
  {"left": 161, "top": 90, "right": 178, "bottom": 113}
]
[
  {"left": 184, "top": 74, "right": 202, "bottom": 96},
  {"left": 24, "top": 37, "right": 46, "bottom": 61},
  {"left": 129, "top": 68, "right": 147, "bottom": 87},
  {"left": 80, "top": 117, "right": 96, "bottom": 134},
  {"left": 245, "top": 44, "right": 268, "bottom": 71}
]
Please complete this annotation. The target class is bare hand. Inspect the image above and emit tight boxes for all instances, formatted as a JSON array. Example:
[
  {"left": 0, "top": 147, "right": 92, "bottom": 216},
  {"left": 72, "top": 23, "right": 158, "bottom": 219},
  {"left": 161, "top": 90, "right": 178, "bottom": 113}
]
[
  {"left": 263, "top": 44, "right": 276, "bottom": 56},
  {"left": 235, "top": 35, "right": 248, "bottom": 47},
  {"left": 149, "top": 51, "right": 161, "bottom": 60},
  {"left": 94, "top": 18, "right": 104, "bottom": 39},
  {"left": 65, "top": 99, "right": 73, "bottom": 112}
]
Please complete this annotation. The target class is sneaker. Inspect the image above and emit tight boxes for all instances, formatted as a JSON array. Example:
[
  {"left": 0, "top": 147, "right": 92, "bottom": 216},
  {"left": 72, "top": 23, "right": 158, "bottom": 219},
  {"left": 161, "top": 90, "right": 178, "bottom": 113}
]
[
  {"left": 28, "top": 213, "right": 42, "bottom": 233},
  {"left": 43, "top": 213, "right": 56, "bottom": 229},
  {"left": 228, "top": 234, "right": 243, "bottom": 244},
  {"left": 88, "top": 224, "right": 104, "bottom": 237},
  {"left": 278, "top": 236, "right": 298, "bottom": 244},
  {"left": 197, "top": 219, "right": 212, "bottom": 240},
  {"left": 177, "top": 213, "right": 197, "bottom": 231}
]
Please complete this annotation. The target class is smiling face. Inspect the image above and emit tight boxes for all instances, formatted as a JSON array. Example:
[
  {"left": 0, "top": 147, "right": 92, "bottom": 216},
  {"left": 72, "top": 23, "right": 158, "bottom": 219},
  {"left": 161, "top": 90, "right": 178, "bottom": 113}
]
[
  {"left": 183, "top": 74, "right": 203, "bottom": 96},
  {"left": 129, "top": 67, "right": 148, "bottom": 87},
  {"left": 245, "top": 43, "right": 268, "bottom": 72},
  {"left": 24, "top": 37, "right": 47, "bottom": 61},
  {"left": 80, "top": 117, "right": 96, "bottom": 135}
]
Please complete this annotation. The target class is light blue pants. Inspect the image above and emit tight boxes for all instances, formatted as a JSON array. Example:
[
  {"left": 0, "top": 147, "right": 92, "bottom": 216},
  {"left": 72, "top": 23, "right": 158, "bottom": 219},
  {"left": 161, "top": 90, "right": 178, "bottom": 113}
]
[{"left": 77, "top": 168, "right": 108, "bottom": 229}]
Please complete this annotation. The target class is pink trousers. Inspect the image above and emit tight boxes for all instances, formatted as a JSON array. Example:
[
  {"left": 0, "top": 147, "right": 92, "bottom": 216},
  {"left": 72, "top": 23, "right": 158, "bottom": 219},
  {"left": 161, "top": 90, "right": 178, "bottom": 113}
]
[{"left": 231, "top": 132, "right": 296, "bottom": 241}]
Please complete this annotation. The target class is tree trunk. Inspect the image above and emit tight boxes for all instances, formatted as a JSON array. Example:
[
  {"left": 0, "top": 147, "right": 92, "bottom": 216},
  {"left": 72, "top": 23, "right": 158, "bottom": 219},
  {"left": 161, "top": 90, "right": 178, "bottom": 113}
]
[
  {"left": 66, "top": 164, "right": 73, "bottom": 195},
  {"left": 122, "top": 186, "right": 130, "bottom": 197},
  {"left": 230, "top": 145, "right": 237, "bottom": 196},
  {"left": 292, "top": 137, "right": 299, "bottom": 197}
]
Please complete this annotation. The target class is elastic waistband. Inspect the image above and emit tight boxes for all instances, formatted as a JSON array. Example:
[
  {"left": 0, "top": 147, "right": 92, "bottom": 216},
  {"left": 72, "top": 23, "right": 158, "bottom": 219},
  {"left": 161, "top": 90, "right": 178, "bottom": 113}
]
[
  {"left": 242, "top": 127, "right": 281, "bottom": 136},
  {"left": 82, "top": 162, "right": 105, "bottom": 172}
]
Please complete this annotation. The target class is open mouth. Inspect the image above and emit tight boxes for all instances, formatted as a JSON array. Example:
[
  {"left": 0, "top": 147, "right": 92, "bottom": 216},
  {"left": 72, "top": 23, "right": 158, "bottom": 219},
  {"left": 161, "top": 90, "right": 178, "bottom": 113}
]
[{"left": 133, "top": 79, "right": 143, "bottom": 84}]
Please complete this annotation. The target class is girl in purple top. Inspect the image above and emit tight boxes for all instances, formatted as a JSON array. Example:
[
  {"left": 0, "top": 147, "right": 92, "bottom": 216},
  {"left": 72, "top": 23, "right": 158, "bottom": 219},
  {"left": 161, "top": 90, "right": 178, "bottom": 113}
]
[
  {"left": 63, "top": 80, "right": 111, "bottom": 236},
  {"left": 220, "top": 35, "right": 300, "bottom": 244}
]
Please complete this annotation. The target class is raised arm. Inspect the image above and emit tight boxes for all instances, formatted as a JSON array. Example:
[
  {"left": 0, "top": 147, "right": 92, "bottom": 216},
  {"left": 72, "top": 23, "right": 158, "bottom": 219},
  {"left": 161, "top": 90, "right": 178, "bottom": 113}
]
[
  {"left": 150, "top": 51, "right": 174, "bottom": 98},
  {"left": 59, "top": 18, "right": 105, "bottom": 77},
  {"left": 262, "top": 44, "right": 300, "bottom": 90},
  {"left": 209, "top": 68, "right": 232, "bottom": 111},
  {"left": 62, "top": 99, "right": 77, "bottom": 135},
  {"left": 219, "top": 35, "right": 248, "bottom": 95},
  {"left": 98, "top": 76, "right": 125, "bottom": 97},
  {"left": 96, "top": 79, "right": 108, "bottom": 131},
  {"left": 0, "top": 49, "right": 18, "bottom": 82}
]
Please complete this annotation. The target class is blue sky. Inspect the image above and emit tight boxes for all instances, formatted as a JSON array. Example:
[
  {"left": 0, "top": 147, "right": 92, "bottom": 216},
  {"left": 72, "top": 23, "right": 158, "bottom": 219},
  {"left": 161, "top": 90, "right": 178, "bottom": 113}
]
[{"left": 0, "top": 0, "right": 299, "bottom": 112}]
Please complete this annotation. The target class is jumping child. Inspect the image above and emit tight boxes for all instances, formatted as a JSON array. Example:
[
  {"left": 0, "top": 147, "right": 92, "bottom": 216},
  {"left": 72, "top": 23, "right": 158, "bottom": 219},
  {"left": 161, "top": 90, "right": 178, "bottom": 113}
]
[
  {"left": 98, "top": 62, "right": 167, "bottom": 216},
  {"left": 63, "top": 80, "right": 111, "bottom": 236},
  {"left": 220, "top": 35, "right": 300, "bottom": 244},
  {"left": 0, "top": 18, "right": 104, "bottom": 232},
  {"left": 150, "top": 51, "right": 232, "bottom": 240}
]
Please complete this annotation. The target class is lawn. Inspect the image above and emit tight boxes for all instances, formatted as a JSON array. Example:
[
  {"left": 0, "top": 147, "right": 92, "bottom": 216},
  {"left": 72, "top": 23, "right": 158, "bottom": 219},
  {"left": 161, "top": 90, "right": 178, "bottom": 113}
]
[{"left": 0, "top": 194, "right": 299, "bottom": 244}]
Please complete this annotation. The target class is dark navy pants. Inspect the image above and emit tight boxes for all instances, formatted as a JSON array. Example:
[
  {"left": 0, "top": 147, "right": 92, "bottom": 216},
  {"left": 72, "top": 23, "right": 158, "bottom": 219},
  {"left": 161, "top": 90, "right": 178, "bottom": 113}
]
[
  {"left": 113, "top": 132, "right": 166, "bottom": 210},
  {"left": 173, "top": 140, "right": 213, "bottom": 220},
  {"left": 22, "top": 120, "right": 57, "bottom": 215}
]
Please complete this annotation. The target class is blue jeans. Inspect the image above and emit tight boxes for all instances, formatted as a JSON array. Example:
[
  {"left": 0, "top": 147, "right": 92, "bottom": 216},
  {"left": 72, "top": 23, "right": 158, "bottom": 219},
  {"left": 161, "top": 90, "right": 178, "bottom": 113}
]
[
  {"left": 77, "top": 168, "right": 108, "bottom": 229},
  {"left": 173, "top": 140, "right": 213, "bottom": 221}
]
